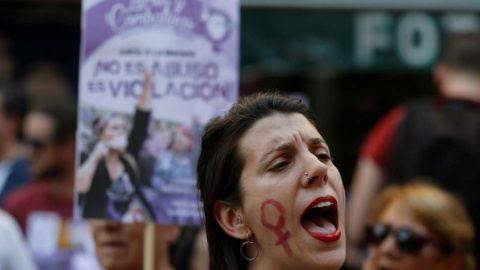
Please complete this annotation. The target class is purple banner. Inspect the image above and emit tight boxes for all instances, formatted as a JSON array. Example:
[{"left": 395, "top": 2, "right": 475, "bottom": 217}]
[{"left": 76, "top": 0, "right": 239, "bottom": 226}]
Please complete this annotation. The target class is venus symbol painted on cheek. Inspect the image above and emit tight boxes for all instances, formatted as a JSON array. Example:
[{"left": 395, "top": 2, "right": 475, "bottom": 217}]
[{"left": 260, "top": 199, "right": 292, "bottom": 256}]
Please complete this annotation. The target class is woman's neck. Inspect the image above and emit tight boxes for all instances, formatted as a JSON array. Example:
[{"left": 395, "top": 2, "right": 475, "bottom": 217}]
[{"left": 248, "top": 257, "right": 284, "bottom": 270}]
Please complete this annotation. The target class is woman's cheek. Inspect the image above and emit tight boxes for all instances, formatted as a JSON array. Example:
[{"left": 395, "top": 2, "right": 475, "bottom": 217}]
[{"left": 258, "top": 199, "right": 293, "bottom": 256}]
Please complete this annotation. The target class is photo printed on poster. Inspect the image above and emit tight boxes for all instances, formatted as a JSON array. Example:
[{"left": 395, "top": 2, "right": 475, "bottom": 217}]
[{"left": 76, "top": 0, "right": 239, "bottom": 225}]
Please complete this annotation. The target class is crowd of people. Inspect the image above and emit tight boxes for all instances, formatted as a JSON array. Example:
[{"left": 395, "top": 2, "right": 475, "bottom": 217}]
[
  {"left": 0, "top": 34, "right": 209, "bottom": 270},
  {"left": 0, "top": 21, "right": 479, "bottom": 270},
  {"left": 346, "top": 33, "right": 480, "bottom": 269}
]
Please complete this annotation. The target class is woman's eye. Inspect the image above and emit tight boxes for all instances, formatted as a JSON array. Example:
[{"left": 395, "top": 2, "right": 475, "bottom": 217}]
[
  {"left": 317, "top": 153, "right": 333, "bottom": 162},
  {"left": 268, "top": 161, "right": 290, "bottom": 172}
]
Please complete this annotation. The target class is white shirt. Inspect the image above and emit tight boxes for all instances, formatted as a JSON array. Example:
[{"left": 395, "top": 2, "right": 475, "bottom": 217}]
[{"left": 0, "top": 210, "right": 37, "bottom": 270}]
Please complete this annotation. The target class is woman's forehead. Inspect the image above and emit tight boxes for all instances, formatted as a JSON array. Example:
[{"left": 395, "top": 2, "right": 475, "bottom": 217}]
[
  {"left": 379, "top": 200, "right": 429, "bottom": 234},
  {"left": 246, "top": 112, "right": 319, "bottom": 137},
  {"left": 240, "top": 113, "right": 323, "bottom": 155}
]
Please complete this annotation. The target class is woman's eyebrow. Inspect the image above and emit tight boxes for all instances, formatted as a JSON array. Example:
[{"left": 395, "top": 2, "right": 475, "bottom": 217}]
[
  {"left": 310, "top": 137, "right": 326, "bottom": 146},
  {"left": 260, "top": 142, "right": 292, "bottom": 162}
]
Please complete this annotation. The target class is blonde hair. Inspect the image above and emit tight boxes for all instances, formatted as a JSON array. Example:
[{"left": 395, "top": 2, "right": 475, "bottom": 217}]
[{"left": 371, "top": 181, "right": 475, "bottom": 270}]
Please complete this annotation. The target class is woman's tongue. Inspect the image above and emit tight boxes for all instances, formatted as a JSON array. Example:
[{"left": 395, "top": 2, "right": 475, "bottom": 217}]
[{"left": 302, "top": 216, "right": 336, "bottom": 235}]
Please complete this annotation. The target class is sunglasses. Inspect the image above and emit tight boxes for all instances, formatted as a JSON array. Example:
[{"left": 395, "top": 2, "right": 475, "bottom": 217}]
[
  {"left": 365, "top": 223, "right": 451, "bottom": 255},
  {"left": 24, "top": 138, "right": 51, "bottom": 151}
]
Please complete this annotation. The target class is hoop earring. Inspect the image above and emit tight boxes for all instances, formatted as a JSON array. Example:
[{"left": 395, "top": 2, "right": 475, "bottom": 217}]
[{"left": 240, "top": 231, "right": 259, "bottom": 261}]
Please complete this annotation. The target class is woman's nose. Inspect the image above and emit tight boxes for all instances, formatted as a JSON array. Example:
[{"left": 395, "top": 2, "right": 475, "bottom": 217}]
[
  {"left": 379, "top": 234, "right": 401, "bottom": 258},
  {"left": 301, "top": 153, "right": 328, "bottom": 188},
  {"left": 102, "top": 220, "right": 123, "bottom": 231}
]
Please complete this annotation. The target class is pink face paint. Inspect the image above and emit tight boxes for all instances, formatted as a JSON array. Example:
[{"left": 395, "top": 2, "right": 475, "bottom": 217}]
[{"left": 260, "top": 199, "right": 292, "bottom": 256}]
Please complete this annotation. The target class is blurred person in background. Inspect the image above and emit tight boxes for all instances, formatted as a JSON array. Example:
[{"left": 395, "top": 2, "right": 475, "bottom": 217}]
[
  {"left": 0, "top": 209, "right": 37, "bottom": 270},
  {"left": 173, "top": 226, "right": 209, "bottom": 270},
  {"left": 347, "top": 33, "right": 480, "bottom": 267},
  {"left": 21, "top": 61, "right": 72, "bottom": 108},
  {"left": 91, "top": 220, "right": 179, "bottom": 270},
  {"left": 0, "top": 34, "right": 14, "bottom": 81},
  {"left": 2, "top": 99, "right": 77, "bottom": 269},
  {"left": 0, "top": 81, "right": 30, "bottom": 205},
  {"left": 363, "top": 182, "right": 475, "bottom": 270},
  {"left": 2, "top": 99, "right": 77, "bottom": 232}
]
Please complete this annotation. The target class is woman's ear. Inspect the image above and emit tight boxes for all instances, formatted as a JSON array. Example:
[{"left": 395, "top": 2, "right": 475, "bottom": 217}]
[{"left": 213, "top": 200, "right": 249, "bottom": 240}]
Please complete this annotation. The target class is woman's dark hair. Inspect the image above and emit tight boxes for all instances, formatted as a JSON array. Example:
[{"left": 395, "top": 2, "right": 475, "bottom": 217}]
[
  {"left": 173, "top": 225, "right": 202, "bottom": 270},
  {"left": 197, "top": 92, "right": 319, "bottom": 270},
  {"left": 0, "top": 81, "right": 29, "bottom": 139},
  {"left": 440, "top": 32, "right": 480, "bottom": 73}
]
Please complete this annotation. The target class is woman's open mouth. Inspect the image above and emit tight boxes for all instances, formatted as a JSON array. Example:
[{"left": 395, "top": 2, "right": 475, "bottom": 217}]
[{"left": 301, "top": 196, "right": 341, "bottom": 242}]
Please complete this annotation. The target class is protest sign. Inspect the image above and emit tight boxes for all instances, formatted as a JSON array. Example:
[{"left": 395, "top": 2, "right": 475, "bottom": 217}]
[{"left": 76, "top": 0, "right": 239, "bottom": 225}]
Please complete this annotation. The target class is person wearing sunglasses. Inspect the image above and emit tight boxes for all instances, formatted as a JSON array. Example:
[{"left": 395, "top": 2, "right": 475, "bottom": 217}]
[
  {"left": 363, "top": 182, "right": 475, "bottom": 270},
  {"left": 3, "top": 98, "right": 77, "bottom": 232}
]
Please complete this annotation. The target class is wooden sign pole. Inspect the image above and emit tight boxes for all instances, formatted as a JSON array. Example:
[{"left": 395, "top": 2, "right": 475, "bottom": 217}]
[{"left": 143, "top": 222, "right": 155, "bottom": 270}]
